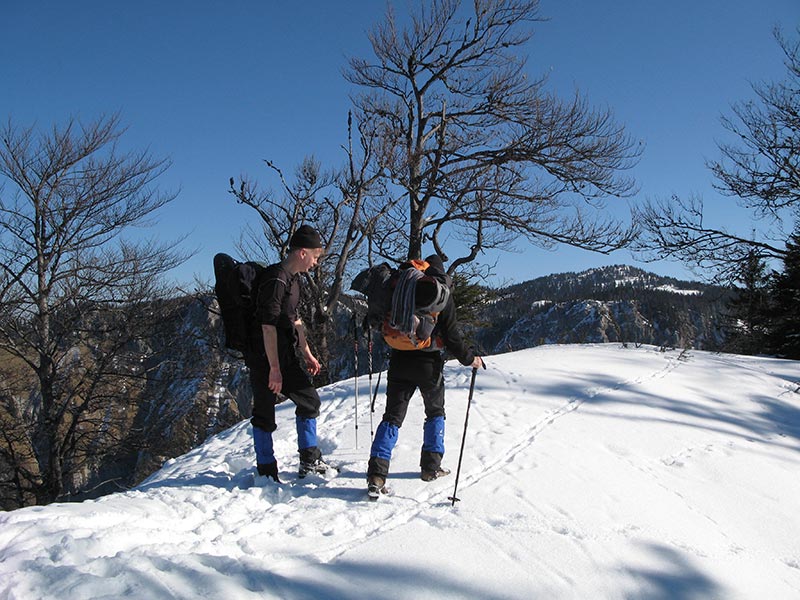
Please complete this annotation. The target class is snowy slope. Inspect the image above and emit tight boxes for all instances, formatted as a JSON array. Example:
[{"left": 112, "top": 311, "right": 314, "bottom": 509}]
[{"left": 1, "top": 344, "right": 799, "bottom": 599}]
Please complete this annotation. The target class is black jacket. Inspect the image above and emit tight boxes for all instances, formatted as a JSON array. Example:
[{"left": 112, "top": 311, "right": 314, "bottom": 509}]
[
  {"left": 431, "top": 296, "right": 475, "bottom": 366},
  {"left": 254, "top": 262, "right": 300, "bottom": 349}
]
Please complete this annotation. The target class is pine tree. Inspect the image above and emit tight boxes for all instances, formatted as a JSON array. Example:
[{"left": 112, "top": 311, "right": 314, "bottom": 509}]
[
  {"left": 767, "top": 226, "right": 800, "bottom": 359},
  {"left": 724, "top": 250, "right": 770, "bottom": 355},
  {"left": 451, "top": 272, "right": 495, "bottom": 351}
]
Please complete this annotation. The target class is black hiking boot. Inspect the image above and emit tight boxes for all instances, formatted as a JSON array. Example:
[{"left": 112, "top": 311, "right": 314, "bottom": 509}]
[
  {"left": 420, "top": 467, "right": 451, "bottom": 482},
  {"left": 367, "top": 475, "right": 388, "bottom": 500},
  {"left": 257, "top": 461, "right": 281, "bottom": 483},
  {"left": 298, "top": 457, "right": 335, "bottom": 479}
]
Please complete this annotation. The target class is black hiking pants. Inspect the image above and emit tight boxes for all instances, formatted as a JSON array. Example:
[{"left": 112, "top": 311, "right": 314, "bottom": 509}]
[
  {"left": 382, "top": 350, "right": 446, "bottom": 426},
  {"left": 244, "top": 338, "right": 320, "bottom": 434},
  {"left": 368, "top": 350, "right": 446, "bottom": 478}
]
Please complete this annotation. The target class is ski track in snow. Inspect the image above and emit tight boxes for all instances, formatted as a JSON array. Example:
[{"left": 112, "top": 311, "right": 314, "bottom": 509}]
[
  {"left": 263, "top": 391, "right": 462, "bottom": 566},
  {"left": 230, "top": 347, "right": 690, "bottom": 567},
  {"left": 461, "top": 350, "right": 684, "bottom": 495}
]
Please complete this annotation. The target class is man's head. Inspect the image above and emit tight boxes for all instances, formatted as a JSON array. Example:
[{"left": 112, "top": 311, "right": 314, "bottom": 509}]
[
  {"left": 288, "top": 225, "right": 324, "bottom": 273},
  {"left": 424, "top": 254, "right": 446, "bottom": 275},
  {"left": 289, "top": 225, "right": 323, "bottom": 250}
]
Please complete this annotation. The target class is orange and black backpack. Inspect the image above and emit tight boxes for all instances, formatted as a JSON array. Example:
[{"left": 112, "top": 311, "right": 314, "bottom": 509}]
[{"left": 351, "top": 259, "right": 451, "bottom": 351}]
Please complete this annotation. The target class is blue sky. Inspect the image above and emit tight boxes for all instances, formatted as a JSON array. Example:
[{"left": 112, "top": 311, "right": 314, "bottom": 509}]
[{"left": 2, "top": 1, "right": 798, "bottom": 287}]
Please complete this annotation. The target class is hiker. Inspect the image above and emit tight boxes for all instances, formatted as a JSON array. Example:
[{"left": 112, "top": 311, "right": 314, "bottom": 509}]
[
  {"left": 245, "top": 225, "right": 333, "bottom": 482},
  {"left": 367, "top": 254, "right": 484, "bottom": 496}
]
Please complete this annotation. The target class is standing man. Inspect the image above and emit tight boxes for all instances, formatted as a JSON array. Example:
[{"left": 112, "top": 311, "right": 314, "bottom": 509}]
[
  {"left": 367, "top": 255, "right": 484, "bottom": 497},
  {"left": 245, "top": 224, "right": 332, "bottom": 482}
]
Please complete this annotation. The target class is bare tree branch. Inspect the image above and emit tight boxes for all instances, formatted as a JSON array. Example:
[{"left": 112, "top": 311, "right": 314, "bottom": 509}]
[
  {"left": 346, "top": 0, "right": 640, "bottom": 265},
  {"left": 636, "top": 27, "right": 800, "bottom": 283},
  {"left": 0, "top": 115, "right": 189, "bottom": 507},
  {"left": 228, "top": 114, "right": 396, "bottom": 381}
]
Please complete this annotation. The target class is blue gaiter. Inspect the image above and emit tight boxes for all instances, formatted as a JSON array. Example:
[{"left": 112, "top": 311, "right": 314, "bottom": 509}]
[
  {"left": 253, "top": 426, "right": 275, "bottom": 464},
  {"left": 371, "top": 421, "right": 400, "bottom": 461},
  {"left": 422, "top": 416, "right": 445, "bottom": 455},
  {"left": 296, "top": 416, "right": 318, "bottom": 450}
]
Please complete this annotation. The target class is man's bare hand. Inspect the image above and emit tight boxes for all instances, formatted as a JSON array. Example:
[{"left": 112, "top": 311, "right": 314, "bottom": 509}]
[
  {"left": 268, "top": 370, "right": 283, "bottom": 394},
  {"left": 305, "top": 353, "right": 321, "bottom": 376}
]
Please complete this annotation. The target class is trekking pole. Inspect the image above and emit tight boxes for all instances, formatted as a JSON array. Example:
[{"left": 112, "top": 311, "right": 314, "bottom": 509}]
[
  {"left": 370, "top": 369, "right": 382, "bottom": 441},
  {"left": 367, "top": 323, "right": 375, "bottom": 438},
  {"left": 352, "top": 314, "right": 359, "bottom": 448},
  {"left": 448, "top": 365, "right": 481, "bottom": 506},
  {"left": 370, "top": 349, "right": 388, "bottom": 435}
]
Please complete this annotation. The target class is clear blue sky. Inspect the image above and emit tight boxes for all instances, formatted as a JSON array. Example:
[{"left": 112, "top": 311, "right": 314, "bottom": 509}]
[{"left": 2, "top": 1, "right": 798, "bottom": 287}]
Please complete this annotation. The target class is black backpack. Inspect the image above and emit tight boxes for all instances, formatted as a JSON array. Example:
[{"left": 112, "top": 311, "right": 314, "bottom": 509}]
[
  {"left": 213, "top": 253, "right": 267, "bottom": 352},
  {"left": 351, "top": 262, "right": 395, "bottom": 331}
]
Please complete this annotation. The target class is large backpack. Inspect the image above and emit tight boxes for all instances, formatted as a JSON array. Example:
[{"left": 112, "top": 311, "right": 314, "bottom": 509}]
[
  {"left": 352, "top": 259, "right": 451, "bottom": 351},
  {"left": 213, "top": 253, "right": 267, "bottom": 352}
]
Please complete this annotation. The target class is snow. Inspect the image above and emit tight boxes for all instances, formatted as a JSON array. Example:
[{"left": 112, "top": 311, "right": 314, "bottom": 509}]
[
  {"left": 1, "top": 344, "right": 799, "bottom": 599},
  {"left": 653, "top": 285, "right": 703, "bottom": 296}
]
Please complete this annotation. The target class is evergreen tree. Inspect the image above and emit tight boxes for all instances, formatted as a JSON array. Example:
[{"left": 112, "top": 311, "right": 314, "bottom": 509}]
[
  {"left": 451, "top": 272, "right": 495, "bottom": 349},
  {"left": 767, "top": 226, "right": 800, "bottom": 359},
  {"left": 724, "top": 250, "right": 770, "bottom": 355}
]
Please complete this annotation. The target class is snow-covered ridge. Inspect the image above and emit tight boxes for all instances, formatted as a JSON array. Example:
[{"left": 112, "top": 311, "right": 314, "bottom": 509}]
[
  {"left": 2, "top": 344, "right": 798, "bottom": 599},
  {"left": 500, "top": 265, "right": 718, "bottom": 303},
  {"left": 573, "top": 265, "right": 704, "bottom": 294}
]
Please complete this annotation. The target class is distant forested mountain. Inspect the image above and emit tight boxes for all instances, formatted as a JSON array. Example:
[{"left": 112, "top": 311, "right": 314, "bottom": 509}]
[{"left": 471, "top": 265, "right": 732, "bottom": 354}]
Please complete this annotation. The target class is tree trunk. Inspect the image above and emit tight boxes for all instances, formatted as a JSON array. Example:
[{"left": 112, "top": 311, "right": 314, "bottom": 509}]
[
  {"left": 408, "top": 195, "right": 424, "bottom": 261},
  {"left": 33, "top": 356, "right": 63, "bottom": 504}
]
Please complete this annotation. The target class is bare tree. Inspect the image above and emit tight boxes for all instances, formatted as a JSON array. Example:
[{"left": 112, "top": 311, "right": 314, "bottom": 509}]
[
  {"left": 345, "top": 0, "right": 640, "bottom": 268},
  {"left": 710, "top": 28, "right": 800, "bottom": 219},
  {"left": 634, "top": 193, "right": 788, "bottom": 282},
  {"left": 635, "top": 27, "right": 800, "bottom": 282},
  {"left": 228, "top": 114, "right": 394, "bottom": 381},
  {"left": 0, "top": 115, "right": 189, "bottom": 507}
]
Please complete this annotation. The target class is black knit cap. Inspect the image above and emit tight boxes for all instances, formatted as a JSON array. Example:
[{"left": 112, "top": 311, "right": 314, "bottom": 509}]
[
  {"left": 424, "top": 254, "right": 445, "bottom": 274},
  {"left": 424, "top": 253, "right": 453, "bottom": 290},
  {"left": 289, "top": 225, "right": 323, "bottom": 249}
]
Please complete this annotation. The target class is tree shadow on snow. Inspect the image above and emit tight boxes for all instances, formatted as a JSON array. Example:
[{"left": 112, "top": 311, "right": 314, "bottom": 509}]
[
  {"left": 63, "top": 551, "right": 525, "bottom": 600},
  {"left": 619, "top": 542, "right": 725, "bottom": 600},
  {"left": 531, "top": 369, "right": 800, "bottom": 450}
]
